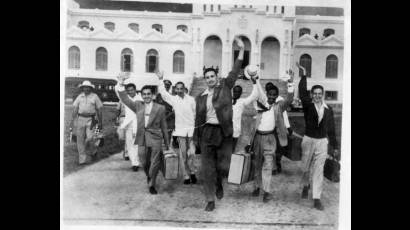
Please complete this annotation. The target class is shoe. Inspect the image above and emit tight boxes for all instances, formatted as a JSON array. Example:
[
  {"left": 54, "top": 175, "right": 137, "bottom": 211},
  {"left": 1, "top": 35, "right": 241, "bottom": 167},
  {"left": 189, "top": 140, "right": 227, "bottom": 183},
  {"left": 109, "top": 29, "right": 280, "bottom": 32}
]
[
  {"left": 252, "top": 188, "right": 260, "bottom": 197},
  {"left": 124, "top": 156, "right": 130, "bottom": 161},
  {"left": 190, "top": 174, "right": 197, "bottom": 184},
  {"left": 205, "top": 201, "right": 215, "bottom": 211},
  {"left": 314, "top": 199, "right": 324, "bottom": 210},
  {"left": 272, "top": 170, "right": 278, "bottom": 175},
  {"left": 132, "top": 166, "right": 139, "bottom": 172},
  {"left": 301, "top": 186, "right": 309, "bottom": 199},
  {"left": 149, "top": 186, "right": 158, "bottom": 195},
  {"left": 216, "top": 185, "right": 224, "bottom": 200},
  {"left": 183, "top": 179, "right": 191, "bottom": 184},
  {"left": 263, "top": 192, "right": 273, "bottom": 203}
]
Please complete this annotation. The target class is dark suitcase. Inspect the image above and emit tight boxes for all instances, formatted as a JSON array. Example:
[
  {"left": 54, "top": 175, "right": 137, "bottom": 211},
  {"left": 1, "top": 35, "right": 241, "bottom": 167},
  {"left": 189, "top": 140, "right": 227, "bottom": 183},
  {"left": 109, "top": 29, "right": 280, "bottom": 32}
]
[
  {"left": 324, "top": 156, "right": 340, "bottom": 182},
  {"left": 164, "top": 152, "right": 179, "bottom": 180}
]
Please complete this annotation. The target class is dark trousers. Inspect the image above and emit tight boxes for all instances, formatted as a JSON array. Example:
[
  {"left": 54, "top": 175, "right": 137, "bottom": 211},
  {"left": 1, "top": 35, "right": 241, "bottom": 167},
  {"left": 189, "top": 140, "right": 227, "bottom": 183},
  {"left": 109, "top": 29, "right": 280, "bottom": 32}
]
[
  {"left": 232, "top": 137, "right": 239, "bottom": 152},
  {"left": 139, "top": 145, "right": 164, "bottom": 188},
  {"left": 200, "top": 124, "right": 233, "bottom": 202}
]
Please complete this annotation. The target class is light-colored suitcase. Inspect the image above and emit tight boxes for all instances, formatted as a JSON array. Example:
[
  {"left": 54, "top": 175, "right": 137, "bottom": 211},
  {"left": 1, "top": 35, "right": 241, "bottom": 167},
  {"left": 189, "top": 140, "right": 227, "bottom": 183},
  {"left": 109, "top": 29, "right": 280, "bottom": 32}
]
[
  {"left": 228, "top": 151, "right": 252, "bottom": 185},
  {"left": 164, "top": 152, "right": 179, "bottom": 180}
]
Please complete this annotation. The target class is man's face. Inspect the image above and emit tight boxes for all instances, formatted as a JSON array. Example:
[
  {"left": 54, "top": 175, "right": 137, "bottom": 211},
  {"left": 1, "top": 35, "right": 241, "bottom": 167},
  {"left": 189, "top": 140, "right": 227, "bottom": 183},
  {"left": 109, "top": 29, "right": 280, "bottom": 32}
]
[
  {"left": 312, "top": 88, "right": 323, "bottom": 104},
  {"left": 126, "top": 86, "right": 137, "bottom": 98},
  {"left": 204, "top": 70, "right": 218, "bottom": 88},
  {"left": 82, "top": 86, "right": 91, "bottom": 95},
  {"left": 233, "top": 87, "right": 242, "bottom": 100},
  {"left": 141, "top": 88, "right": 153, "bottom": 104},
  {"left": 164, "top": 81, "right": 172, "bottom": 91},
  {"left": 267, "top": 89, "right": 279, "bottom": 105},
  {"left": 175, "top": 83, "right": 185, "bottom": 97}
]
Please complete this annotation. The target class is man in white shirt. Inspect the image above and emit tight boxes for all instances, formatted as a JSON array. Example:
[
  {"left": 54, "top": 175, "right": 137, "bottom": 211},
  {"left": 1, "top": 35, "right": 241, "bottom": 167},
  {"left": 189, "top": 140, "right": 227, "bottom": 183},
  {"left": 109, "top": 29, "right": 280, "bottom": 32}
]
[
  {"left": 156, "top": 71, "right": 198, "bottom": 184},
  {"left": 231, "top": 76, "right": 259, "bottom": 152},
  {"left": 116, "top": 83, "right": 143, "bottom": 171},
  {"left": 250, "top": 78, "right": 294, "bottom": 202}
]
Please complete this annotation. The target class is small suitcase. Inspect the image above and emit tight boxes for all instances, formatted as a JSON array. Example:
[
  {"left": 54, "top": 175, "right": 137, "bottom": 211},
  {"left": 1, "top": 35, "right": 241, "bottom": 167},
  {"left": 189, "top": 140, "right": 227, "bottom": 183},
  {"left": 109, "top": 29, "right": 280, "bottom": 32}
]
[
  {"left": 324, "top": 156, "right": 340, "bottom": 183},
  {"left": 164, "top": 152, "right": 179, "bottom": 180},
  {"left": 283, "top": 133, "right": 302, "bottom": 161},
  {"left": 228, "top": 151, "right": 253, "bottom": 185}
]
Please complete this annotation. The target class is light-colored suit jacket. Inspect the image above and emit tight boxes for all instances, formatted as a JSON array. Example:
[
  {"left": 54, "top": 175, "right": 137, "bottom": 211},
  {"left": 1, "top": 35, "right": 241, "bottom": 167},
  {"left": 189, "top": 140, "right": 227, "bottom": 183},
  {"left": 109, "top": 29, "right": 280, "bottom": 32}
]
[{"left": 117, "top": 90, "right": 169, "bottom": 148}]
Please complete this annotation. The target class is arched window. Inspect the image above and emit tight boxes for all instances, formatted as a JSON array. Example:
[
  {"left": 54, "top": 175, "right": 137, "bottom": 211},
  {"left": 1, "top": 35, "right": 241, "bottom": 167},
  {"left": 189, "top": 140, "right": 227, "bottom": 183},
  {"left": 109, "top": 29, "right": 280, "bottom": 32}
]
[
  {"left": 323, "top": 28, "right": 335, "bottom": 38},
  {"left": 121, "top": 48, "right": 133, "bottom": 72},
  {"left": 281, "top": 6, "right": 285, "bottom": 14},
  {"left": 211, "top": 5, "right": 214, "bottom": 12},
  {"left": 299, "top": 54, "right": 312, "bottom": 78},
  {"left": 177, "top": 25, "right": 188, "bottom": 33},
  {"left": 152, "top": 24, "right": 163, "bottom": 33},
  {"left": 266, "top": 5, "right": 269, "bottom": 12},
  {"left": 77, "top": 21, "right": 89, "bottom": 30},
  {"left": 68, "top": 46, "right": 80, "bottom": 69},
  {"left": 104, "top": 22, "right": 115, "bottom": 32},
  {"left": 325, "top": 55, "right": 338, "bottom": 78},
  {"left": 96, "top": 47, "right": 107, "bottom": 71},
  {"left": 146, "top": 49, "right": 159, "bottom": 73},
  {"left": 128, "top": 23, "right": 139, "bottom": 33},
  {"left": 274, "top": 6, "right": 277, "bottom": 13},
  {"left": 299, "top": 28, "right": 311, "bottom": 37},
  {"left": 203, "top": 4, "right": 206, "bottom": 11},
  {"left": 173, "top": 50, "right": 185, "bottom": 73},
  {"left": 218, "top": 5, "right": 221, "bottom": 11}
]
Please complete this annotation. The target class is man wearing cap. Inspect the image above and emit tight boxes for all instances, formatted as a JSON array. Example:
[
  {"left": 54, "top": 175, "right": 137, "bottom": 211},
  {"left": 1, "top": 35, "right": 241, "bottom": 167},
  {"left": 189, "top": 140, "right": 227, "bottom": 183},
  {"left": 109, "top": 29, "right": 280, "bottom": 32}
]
[
  {"left": 250, "top": 76, "right": 295, "bottom": 202},
  {"left": 231, "top": 65, "right": 260, "bottom": 152},
  {"left": 70, "top": 80, "right": 103, "bottom": 165},
  {"left": 193, "top": 36, "right": 244, "bottom": 212}
]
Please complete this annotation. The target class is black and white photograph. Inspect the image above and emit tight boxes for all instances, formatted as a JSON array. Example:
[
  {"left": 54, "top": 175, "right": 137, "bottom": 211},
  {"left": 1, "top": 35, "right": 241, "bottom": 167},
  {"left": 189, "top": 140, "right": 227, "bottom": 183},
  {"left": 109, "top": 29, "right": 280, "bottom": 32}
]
[{"left": 61, "top": 0, "right": 350, "bottom": 229}]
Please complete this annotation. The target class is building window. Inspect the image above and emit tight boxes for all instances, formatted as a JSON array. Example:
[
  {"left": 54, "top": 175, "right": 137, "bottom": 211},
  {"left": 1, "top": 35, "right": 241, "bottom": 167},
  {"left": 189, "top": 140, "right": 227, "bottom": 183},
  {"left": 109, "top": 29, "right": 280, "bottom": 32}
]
[
  {"left": 173, "top": 50, "right": 185, "bottom": 73},
  {"left": 291, "top": 30, "right": 294, "bottom": 47},
  {"left": 96, "top": 47, "right": 108, "bottom": 71},
  {"left": 177, "top": 25, "right": 188, "bottom": 33},
  {"left": 299, "top": 28, "right": 311, "bottom": 37},
  {"left": 211, "top": 5, "right": 214, "bottom": 12},
  {"left": 242, "top": 5, "right": 245, "bottom": 8},
  {"left": 146, "top": 49, "right": 159, "bottom": 73},
  {"left": 104, "top": 22, "right": 115, "bottom": 32},
  {"left": 128, "top": 23, "right": 139, "bottom": 33},
  {"left": 68, "top": 46, "right": 80, "bottom": 69},
  {"left": 299, "top": 54, "right": 312, "bottom": 77},
  {"left": 234, "top": 5, "right": 237, "bottom": 8},
  {"left": 325, "top": 54, "right": 338, "bottom": 78},
  {"left": 218, "top": 5, "right": 221, "bottom": 11},
  {"left": 274, "top": 6, "right": 277, "bottom": 13},
  {"left": 121, "top": 48, "right": 133, "bottom": 72},
  {"left": 323, "top": 28, "right": 335, "bottom": 38},
  {"left": 281, "top": 6, "right": 285, "bottom": 14},
  {"left": 203, "top": 4, "right": 206, "bottom": 11},
  {"left": 152, "top": 24, "right": 163, "bottom": 33},
  {"left": 77, "top": 21, "right": 89, "bottom": 30},
  {"left": 325, "top": 91, "right": 338, "bottom": 101},
  {"left": 250, "top": 5, "right": 252, "bottom": 8}
]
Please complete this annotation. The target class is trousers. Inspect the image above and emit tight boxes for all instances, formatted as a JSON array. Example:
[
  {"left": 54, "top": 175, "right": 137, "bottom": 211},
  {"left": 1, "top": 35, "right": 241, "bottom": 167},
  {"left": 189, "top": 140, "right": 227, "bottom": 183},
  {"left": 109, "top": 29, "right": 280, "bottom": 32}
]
[
  {"left": 300, "top": 135, "right": 328, "bottom": 199},
  {"left": 252, "top": 132, "right": 277, "bottom": 193},
  {"left": 139, "top": 144, "right": 164, "bottom": 188},
  {"left": 76, "top": 116, "right": 97, "bottom": 164},
  {"left": 125, "top": 124, "right": 140, "bottom": 166},
  {"left": 200, "top": 124, "right": 233, "bottom": 202},
  {"left": 176, "top": 136, "right": 196, "bottom": 179}
]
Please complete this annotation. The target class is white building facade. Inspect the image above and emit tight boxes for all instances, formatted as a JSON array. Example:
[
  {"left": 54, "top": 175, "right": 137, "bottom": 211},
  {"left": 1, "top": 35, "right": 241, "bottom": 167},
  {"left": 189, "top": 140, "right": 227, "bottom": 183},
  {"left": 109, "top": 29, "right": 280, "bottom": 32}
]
[{"left": 65, "top": 2, "right": 344, "bottom": 104}]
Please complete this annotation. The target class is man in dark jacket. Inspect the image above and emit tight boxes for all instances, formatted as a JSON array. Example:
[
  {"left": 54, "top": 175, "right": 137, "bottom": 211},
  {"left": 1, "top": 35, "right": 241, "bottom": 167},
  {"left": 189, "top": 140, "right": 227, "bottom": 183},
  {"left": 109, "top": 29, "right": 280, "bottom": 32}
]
[
  {"left": 297, "top": 62, "right": 340, "bottom": 211},
  {"left": 193, "top": 37, "right": 244, "bottom": 212}
]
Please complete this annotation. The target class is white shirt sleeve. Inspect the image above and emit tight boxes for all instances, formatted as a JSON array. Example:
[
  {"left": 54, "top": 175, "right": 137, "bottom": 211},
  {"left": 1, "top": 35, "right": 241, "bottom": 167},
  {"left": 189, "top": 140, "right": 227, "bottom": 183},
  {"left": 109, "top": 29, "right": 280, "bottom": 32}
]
[
  {"left": 242, "top": 84, "right": 259, "bottom": 106},
  {"left": 283, "top": 110, "right": 291, "bottom": 128},
  {"left": 158, "top": 81, "right": 175, "bottom": 107}
]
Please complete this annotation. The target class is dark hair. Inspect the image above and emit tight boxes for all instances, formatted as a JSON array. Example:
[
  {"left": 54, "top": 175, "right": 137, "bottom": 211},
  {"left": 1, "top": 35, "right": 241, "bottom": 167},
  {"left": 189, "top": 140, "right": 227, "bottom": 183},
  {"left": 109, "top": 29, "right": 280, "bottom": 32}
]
[
  {"left": 233, "top": 85, "right": 243, "bottom": 92},
  {"left": 175, "top": 81, "right": 185, "bottom": 88},
  {"left": 311, "top": 85, "right": 324, "bottom": 93},
  {"left": 125, "top": 83, "right": 136, "bottom": 90},
  {"left": 203, "top": 67, "right": 219, "bottom": 77},
  {"left": 163, "top": 80, "right": 172, "bottom": 85},
  {"left": 265, "top": 82, "right": 275, "bottom": 91},
  {"left": 141, "top": 85, "right": 153, "bottom": 94}
]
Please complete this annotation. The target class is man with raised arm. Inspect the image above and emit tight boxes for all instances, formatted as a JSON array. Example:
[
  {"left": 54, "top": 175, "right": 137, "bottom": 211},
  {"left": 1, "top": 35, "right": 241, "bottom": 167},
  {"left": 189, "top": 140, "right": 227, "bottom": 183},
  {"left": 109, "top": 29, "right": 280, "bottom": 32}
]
[
  {"left": 193, "top": 36, "right": 244, "bottom": 212},
  {"left": 297, "top": 62, "right": 339, "bottom": 210}
]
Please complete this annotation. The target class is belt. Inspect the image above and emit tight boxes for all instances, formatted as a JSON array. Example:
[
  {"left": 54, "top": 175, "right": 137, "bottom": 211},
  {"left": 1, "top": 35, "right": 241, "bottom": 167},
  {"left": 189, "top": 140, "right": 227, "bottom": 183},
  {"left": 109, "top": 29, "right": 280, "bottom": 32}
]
[
  {"left": 204, "top": 123, "right": 221, "bottom": 128},
  {"left": 256, "top": 128, "right": 277, "bottom": 135},
  {"left": 78, "top": 113, "right": 96, "bottom": 118}
]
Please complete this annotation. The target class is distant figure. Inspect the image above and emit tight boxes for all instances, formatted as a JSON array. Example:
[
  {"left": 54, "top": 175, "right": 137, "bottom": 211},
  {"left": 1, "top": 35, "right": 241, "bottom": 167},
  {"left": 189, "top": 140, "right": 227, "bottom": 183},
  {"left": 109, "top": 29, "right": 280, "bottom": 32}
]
[{"left": 314, "top": 34, "right": 319, "bottom": 40}]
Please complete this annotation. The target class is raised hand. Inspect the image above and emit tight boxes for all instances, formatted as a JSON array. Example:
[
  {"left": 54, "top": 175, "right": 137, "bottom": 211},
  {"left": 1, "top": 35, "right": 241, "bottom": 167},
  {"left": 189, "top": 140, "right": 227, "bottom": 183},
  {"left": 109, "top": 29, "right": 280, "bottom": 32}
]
[
  {"left": 155, "top": 70, "right": 164, "bottom": 80},
  {"left": 234, "top": 36, "right": 245, "bottom": 50},
  {"left": 296, "top": 62, "right": 306, "bottom": 76},
  {"left": 117, "top": 72, "right": 130, "bottom": 84}
]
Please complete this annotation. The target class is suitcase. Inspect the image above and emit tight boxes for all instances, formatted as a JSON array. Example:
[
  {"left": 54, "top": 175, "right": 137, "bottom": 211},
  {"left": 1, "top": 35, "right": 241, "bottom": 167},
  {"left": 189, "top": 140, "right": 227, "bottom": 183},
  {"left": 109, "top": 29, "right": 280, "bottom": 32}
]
[
  {"left": 324, "top": 156, "right": 340, "bottom": 183},
  {"left": 164, "top": 152, "right": 179, "bottom": 180},
  {"left": 228, "top": 151, "right": 253, "bottom": 185},
  {"left": 283, "top": 133, "right": 302, "bottom": 161}
]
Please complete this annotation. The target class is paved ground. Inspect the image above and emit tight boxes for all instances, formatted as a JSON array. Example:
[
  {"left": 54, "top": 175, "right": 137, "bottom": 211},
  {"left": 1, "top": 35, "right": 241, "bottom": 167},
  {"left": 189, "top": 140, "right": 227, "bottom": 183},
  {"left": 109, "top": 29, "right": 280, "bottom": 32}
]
[{"left": 63, "top": 152, "right": 339, "bottom": 230}]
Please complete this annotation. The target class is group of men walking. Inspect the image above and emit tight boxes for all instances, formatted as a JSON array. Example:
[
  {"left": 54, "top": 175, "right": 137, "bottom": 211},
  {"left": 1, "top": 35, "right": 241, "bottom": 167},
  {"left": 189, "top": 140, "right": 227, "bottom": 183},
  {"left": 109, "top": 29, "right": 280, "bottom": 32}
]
[{"left": 69, "top": 36, "right": 339, "bottom": 212}]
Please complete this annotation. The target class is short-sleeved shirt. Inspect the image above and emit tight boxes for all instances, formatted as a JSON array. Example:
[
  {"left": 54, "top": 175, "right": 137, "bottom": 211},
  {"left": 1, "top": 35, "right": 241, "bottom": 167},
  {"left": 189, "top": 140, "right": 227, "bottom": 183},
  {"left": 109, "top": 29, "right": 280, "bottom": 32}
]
[{"left": 73, "top": 92, "right": 103, "bottom": 114}]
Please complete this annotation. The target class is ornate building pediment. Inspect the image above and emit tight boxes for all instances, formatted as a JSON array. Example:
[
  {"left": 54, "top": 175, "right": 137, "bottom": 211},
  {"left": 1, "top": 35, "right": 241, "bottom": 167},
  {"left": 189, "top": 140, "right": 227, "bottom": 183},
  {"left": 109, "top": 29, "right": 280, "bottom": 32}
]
[
  {"left": 294, "top": 34, "right": 320, "bottom": 47},
  {"left": 320, "top": 35, "right": 344, "bottom": 47},
  {"left": 167, "top": 30, "right": 190, "bottom": 42},
  {"left": 66, "top": 26, "right": 89, "bottom": 38},
  {"left": 142, "top": 29, "right": 165, "bottom": 41},
  {"left": 116, "top": 29, "right": 140, "bottom": 40},
  {"left": 89, "top": 28, "right": 115, "bottom": 39}
]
